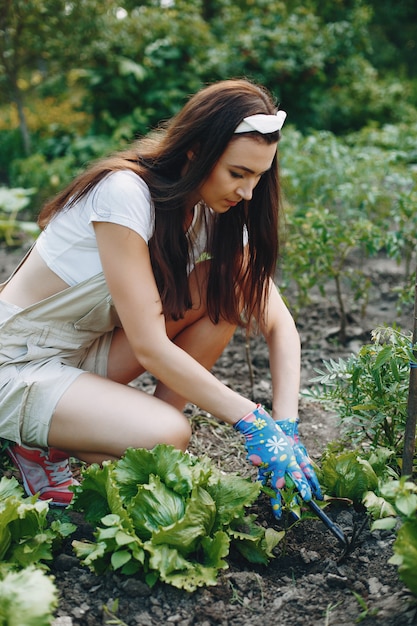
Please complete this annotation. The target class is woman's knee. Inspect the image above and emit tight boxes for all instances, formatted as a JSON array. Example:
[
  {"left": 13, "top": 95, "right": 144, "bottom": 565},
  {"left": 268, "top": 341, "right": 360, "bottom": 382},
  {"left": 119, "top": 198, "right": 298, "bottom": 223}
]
[
  {"left": 161, "top": 406, "right": 192, "bottom": 451},
  {"left": 131, "top": 403, "right": 192, "bottom": 452}
]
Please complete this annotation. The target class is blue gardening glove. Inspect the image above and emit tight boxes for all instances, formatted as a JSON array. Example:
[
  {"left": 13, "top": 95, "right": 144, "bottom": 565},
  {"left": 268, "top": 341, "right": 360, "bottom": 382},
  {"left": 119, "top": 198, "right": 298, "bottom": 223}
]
[
  {"left": 276, "top": 418, "right": 323, "bottom": 500},
  {"left": 234, "top": 404, "right": 312, "bottom": 519}
]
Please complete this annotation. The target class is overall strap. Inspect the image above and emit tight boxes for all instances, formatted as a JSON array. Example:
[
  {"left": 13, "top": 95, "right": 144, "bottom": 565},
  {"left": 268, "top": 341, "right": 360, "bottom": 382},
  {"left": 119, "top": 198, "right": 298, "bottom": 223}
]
[{"left": 0, "top": 243, "right": 36, "bottom": 292}]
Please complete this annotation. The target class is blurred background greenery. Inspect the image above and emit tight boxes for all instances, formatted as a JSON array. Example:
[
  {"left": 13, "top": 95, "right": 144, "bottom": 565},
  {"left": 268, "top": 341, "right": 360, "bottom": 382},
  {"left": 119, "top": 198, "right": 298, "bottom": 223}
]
[
  {"left": 0, "top": 0, "right": 416, "bottom": 325},
  {"left": 1, "top": 0, "right": 416, "bottom": 210}
]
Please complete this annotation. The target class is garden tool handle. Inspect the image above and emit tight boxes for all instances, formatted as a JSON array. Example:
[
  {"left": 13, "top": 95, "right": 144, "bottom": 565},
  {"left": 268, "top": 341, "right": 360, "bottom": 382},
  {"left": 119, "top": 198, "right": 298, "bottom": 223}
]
[{"left": 307, "top": 500, "right": 348, "bottom": 548}]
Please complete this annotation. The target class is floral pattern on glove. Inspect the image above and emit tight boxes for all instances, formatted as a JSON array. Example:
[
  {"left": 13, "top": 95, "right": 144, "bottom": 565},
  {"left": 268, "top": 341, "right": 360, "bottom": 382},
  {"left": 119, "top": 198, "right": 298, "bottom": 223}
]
[
  {"left": 234, "top": 405, "right": 312, "bottom": 518},
  {"left": 277, "top": 418, "right": 323, "bottom": 500}
]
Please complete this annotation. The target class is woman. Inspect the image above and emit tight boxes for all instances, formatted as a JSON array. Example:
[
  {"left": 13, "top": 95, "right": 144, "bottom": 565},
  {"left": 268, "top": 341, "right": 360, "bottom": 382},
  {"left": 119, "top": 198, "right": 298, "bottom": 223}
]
[{"left": 0, "top": 79, "right": 321, "bottom": 517}]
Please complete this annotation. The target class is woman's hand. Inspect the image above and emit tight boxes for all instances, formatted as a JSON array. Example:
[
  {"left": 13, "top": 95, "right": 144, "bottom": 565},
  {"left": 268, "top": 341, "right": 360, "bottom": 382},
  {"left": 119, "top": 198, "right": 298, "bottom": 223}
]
[
  {"left": 276, "top": 418, "right": 323, "bottom": 500},
  {"left": 234, "top": 404, "right": 312, "bottom": 518}
]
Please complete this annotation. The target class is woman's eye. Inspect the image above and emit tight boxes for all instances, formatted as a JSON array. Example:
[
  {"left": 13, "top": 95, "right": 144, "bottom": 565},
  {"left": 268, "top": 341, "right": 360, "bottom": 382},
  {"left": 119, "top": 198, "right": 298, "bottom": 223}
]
[{"left": 230, "top": 171, "right": 243, "bottom": 179}]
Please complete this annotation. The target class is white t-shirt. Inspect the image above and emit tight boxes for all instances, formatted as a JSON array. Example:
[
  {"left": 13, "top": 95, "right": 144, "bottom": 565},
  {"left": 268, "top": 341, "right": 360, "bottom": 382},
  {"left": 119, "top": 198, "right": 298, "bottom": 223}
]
[{"left": 36, "top": 170, "right": 212, "bottom": 285}]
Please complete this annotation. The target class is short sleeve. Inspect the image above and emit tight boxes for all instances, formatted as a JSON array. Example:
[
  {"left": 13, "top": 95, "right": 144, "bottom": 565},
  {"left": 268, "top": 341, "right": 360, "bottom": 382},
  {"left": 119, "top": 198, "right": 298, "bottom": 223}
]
[{"left": 88, "top": 170, "right": 154, "bottom": 243}]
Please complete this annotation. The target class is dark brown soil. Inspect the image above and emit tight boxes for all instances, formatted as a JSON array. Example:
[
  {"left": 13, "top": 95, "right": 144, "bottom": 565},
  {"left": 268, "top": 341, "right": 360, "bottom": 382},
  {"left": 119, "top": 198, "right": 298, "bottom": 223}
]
[{"left": 1, "top": 245, "right": 416, "bottom": 626}]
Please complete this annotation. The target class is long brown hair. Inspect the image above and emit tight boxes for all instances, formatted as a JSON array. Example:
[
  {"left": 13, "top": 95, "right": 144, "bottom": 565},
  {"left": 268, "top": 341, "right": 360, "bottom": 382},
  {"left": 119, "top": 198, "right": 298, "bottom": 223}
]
[{"left": 38, "top": 79, "right": 282, "bottom": 328}]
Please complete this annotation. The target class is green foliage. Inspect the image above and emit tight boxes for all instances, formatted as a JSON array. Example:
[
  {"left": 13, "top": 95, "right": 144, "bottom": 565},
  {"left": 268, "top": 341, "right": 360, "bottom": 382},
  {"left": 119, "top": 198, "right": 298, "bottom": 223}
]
[
  {"left": 0, "top": 475, "right": 76, "bottom": 625},
  {"left": 318, "top": 450, "right": 378, "bottom": 505},
  {"left": 0, "top": 566, "right": 57, "bottom": 626},
  {"left": 76, "top": 2, "right": 214, "bottom": 136},
  {"left": 8, "top": 132, "right": 118, "bottom": 218},
  {"left": 0, "top": 187, "right": 38, "bottom": 245},
  {"left": 71, "top": 445, "right": 283, "bottom": 591},
  {"left": 363, "top": 477, "right": 417, "bottom": 596},
  {"left": 1, "top": 0, "right": 417, "bottom": 195},
  {"left": 279, "top": 125, "right": 417, "bottom": 335},
  {"left": 304, "top": 326, "right": 414, "bottom": 451},
  {"left": 0, "top": 476, "right": 75, "bottom": 569}
]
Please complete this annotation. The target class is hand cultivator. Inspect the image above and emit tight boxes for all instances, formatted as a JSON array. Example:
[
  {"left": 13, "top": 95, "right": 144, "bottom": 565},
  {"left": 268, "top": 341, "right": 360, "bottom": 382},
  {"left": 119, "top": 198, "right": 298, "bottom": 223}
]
[{"left": 295, "top": 499, "right": 369, "bottom": 561}]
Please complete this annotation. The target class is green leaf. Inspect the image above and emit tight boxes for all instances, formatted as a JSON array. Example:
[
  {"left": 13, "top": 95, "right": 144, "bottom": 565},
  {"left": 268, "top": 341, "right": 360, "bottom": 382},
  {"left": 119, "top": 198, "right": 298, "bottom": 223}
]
[
  {"left": 362, "top": 491, "right": 396, "bottom": 518},
  {"left": 0, "top": 566, "right": 57, "bottom": 626},
  {"left": 231, "top": 521, "right": 285, "bottom": 564},
  {"left": 0, "top": 476, "right": 25, "bottom": 501},
  {"left": 395, "top": 494, "right": 417, "bottom": 517},
  {"left": 70, "top": 461, "right": 113, "bottom": 523},
  {"left": 114, "top": 445, "right": 196, "bottom": 499},
  {"left": 72, "top": 540, "right": 109, "bottom": 573},
  {"left": 206, "top": 472, "right": 261, "bottom": 528},
  {"left": 371, "top": 517, "right": 397, "bottom": 531},
  {"left": 115, "top": 530, "right": 136, "bottom": 547},
  {"left": 150, "top": 486, "right": 216, "bottom": 554},
  {"left": 111, "top": 549, "right": 132, "bottom": 571},
  {"left": 128, "top": 475, "right": 186, "bottom": 539},
  {"left": 319, "top": 451, "right": 378, "bottom": 503},
  {"left": 146, "top": 531, "right": 230, "bottom": 592},
  {"left": 391, "top": 520, "right": 417, "bottom": 595}
]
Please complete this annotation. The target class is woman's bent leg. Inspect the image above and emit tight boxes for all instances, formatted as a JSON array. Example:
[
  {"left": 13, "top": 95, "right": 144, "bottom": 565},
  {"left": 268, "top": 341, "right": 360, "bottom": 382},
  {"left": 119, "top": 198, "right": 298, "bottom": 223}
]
[
  {"left": 155, "top": 316, "right": 236, "bottom": 410},
  {"left": 106, "top": 260, "right": 237, "bottom": 409},
  {"left": 47, "top": 372, "right": 191, "bottom": 464}
]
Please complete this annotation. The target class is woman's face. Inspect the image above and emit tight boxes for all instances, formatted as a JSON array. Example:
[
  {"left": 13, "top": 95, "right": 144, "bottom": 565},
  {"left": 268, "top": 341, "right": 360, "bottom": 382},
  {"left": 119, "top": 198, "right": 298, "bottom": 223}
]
[{"left": 196, "top": 136, "right": 278, "bottom": 213}]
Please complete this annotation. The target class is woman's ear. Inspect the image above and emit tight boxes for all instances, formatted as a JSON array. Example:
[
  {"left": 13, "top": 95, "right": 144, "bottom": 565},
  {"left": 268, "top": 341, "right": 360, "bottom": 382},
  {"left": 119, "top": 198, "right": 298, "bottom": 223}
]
[{"left": 187, "top": 144, "right": 200, "bottom": 162}]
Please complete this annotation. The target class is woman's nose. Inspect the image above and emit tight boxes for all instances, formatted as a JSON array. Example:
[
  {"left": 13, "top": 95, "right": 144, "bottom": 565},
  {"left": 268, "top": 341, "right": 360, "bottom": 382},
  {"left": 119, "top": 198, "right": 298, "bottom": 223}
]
[{"left": 237, "top": 181, "right": 254, "bottom": 201}]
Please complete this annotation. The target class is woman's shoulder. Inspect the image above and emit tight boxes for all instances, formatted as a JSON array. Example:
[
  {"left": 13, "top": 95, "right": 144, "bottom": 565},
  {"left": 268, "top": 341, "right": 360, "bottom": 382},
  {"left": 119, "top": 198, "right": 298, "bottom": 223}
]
[
  {"left": 88, "top": 169, "right": 153, "bottom": 215},
  {"left": 98, "top": 170, "right": 151, "bottom": 197}
]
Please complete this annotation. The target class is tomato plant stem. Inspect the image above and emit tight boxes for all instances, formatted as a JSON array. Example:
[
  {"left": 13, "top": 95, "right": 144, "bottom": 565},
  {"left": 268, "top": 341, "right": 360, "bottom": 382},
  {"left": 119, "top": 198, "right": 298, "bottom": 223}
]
[{"left": 402, "top": 266, "right": 417, "bottom": 477}]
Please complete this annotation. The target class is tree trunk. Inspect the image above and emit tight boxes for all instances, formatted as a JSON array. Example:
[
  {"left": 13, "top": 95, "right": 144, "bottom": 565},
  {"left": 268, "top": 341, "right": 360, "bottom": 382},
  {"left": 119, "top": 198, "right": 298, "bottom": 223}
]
[
  {"left": 13, "top": 83, "right": 31, "bottom": 156},
  {"left": 402, "top": 267, "right": 417, "bottom": 476}
]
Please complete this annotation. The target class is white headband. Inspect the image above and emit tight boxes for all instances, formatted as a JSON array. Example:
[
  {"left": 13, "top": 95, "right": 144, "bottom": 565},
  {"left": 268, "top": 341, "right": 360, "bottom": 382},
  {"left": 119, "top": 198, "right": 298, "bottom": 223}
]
[{"left": 234, "top": 110, "right": 287, "bottom": 134}]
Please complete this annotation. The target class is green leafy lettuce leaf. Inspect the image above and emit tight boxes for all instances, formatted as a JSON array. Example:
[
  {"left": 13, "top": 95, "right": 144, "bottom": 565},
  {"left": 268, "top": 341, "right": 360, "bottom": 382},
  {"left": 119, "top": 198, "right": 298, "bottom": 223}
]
[
  {"left": 128, "top": 474, "right": 187, "bottom": 539},
  {"left": 0, "top": 566, "right": 57, "bottom": 626},
  {"left": 0, "top": 476, "right": 75, "bottom": 569},
  {"left": 71, "top": 444, "right": 281, "bottom": 591},
  {"left": 389, "top": 519, "right": 417, "bottom": 596},
  {"left": 318, "top": 451, "right": 378, "bottom": 503},
  {"left": 146, "top": 530, "right": 230, "bottom": 591}
]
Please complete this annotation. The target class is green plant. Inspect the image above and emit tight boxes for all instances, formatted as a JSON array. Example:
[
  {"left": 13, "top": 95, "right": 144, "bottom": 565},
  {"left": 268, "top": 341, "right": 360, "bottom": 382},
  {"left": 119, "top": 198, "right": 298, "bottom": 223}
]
[
  {"left": 324, "top": 601, "right": 342, "bottom": 626},
  {"left": 71, "top": 445, "right": 284, "bottom": 592},
  {"left": 0, "top": 476, "right": 75, "bottom": 568},
  {"left": 102, "top": 599, "right": 128, "bottom": 626},
  {"left": 352, "top": 590, "right": 379, "bottom": 622},
  {"left": 363, "top": 476, "right": 417, "bottom": 596},
  {"left": 0, "top": 187, "right": 38, "bottom": 246},
  {"left": 0, "top": 566, "right": 57, "bottom": 626},
  {"left": 304, "top": 326, "right": 414, "bottom": 451},
  {"left": 282, "top": 203, "right": 383, "bottom": 342},
  {"left": 318, "top": 449, "right": 379, "bottom": 505},
  {"left": 279, "top": 126, "right": 417, "bottom": 334},
  {"left": 0, "top": 476, "right": 76, "bottom": 625}
]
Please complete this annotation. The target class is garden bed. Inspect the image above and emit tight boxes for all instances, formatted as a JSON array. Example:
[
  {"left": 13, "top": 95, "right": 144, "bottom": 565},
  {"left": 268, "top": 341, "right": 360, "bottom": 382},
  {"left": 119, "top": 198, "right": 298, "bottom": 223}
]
[{"left": 1, "top": 245, "right": 416, "bottom": 626}]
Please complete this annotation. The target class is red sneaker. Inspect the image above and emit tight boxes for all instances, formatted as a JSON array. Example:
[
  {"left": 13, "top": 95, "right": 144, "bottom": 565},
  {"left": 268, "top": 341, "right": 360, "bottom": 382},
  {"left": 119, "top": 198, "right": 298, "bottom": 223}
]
[{"left": 6, "top": 443, "right": 77, "bottom": 507}]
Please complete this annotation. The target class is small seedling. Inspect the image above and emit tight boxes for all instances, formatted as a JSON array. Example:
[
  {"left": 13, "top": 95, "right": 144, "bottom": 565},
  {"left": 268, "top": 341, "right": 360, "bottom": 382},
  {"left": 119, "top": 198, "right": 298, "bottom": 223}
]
[
  {"left": 103, "top": 599, "right": 128, "bottom": 626},
  {"left": 352, "top": 590, "right": 379, "bottom": 623}
]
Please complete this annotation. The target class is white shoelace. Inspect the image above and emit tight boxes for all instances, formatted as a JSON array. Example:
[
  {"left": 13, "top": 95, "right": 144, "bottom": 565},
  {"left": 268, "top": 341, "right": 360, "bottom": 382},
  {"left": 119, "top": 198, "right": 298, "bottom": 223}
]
[{"left": 44, "top": 458, "right": 72, "bottom": 486}]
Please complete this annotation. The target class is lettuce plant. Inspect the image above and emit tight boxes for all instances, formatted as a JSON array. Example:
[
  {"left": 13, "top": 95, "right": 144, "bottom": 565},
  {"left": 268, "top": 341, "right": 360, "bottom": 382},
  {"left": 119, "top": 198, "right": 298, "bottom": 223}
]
[
  {"left": 0, "top": 476, "right": 75, "bottom": 568},
  {"left": 71, "top": 445, "right": 284, "bottom": 591},
  {"left": 0, "top": 566, "right": 57, "bottom": 626},
  {"left": 0, "top": 475, "right": 75, "bottom": 626},
  {"left": 317, "top": 449, "right": 379, "bottom": 505},
  {"left": 363, "top": 477, "right": 417, "bottom": 596}
]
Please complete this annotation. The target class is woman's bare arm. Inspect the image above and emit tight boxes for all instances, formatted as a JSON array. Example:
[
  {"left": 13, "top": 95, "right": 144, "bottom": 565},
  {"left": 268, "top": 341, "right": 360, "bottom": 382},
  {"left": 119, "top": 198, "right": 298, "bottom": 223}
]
[
  {"left": 94, "top": 221, "right": 256, "bottom": 424},
  {"left": 259, "top": 279, "right": 301, "bottom": 420}
]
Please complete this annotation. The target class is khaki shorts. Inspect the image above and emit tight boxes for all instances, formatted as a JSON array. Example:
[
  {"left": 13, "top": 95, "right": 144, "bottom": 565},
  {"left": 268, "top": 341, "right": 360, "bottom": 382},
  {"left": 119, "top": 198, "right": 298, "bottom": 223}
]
[{"left": 0, "top": 272, "right": 119, "bottom": 447}]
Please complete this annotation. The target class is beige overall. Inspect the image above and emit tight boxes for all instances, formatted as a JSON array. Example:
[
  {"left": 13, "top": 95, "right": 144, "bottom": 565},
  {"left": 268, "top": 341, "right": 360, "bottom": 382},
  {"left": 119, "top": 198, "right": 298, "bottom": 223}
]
[{"left": 0, "top": 248, "right": 121, "bottom": 447}]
